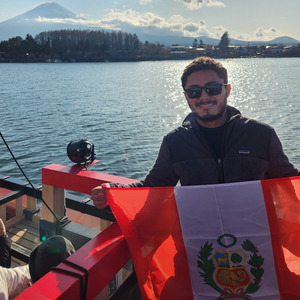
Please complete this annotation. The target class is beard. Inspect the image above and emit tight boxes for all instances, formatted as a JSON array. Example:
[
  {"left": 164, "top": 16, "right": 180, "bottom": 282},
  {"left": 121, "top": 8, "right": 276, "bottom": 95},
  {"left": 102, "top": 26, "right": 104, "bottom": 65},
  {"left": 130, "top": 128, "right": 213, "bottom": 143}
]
[{"left": 195, "top": 95, "right": 227, "bottom": 123}]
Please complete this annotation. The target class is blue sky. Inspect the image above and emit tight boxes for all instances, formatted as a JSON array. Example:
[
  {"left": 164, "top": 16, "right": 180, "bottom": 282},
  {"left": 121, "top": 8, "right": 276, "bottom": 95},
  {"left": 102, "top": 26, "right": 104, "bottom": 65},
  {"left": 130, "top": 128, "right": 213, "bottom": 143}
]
[{"left": 1, "top": 0, "right": 300, "bottom": 41}]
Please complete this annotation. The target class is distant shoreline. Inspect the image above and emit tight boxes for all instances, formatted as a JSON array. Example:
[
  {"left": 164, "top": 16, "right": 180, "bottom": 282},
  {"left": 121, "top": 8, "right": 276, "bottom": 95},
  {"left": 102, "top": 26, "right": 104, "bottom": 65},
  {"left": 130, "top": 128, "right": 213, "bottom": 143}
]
[{"left": 0, "top": 55, "right": 299, "bottom": 63}]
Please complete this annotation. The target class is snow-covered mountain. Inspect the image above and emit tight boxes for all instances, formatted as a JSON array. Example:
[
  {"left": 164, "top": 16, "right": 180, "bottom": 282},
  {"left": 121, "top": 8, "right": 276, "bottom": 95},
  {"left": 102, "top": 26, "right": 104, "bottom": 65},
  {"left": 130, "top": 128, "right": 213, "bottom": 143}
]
[
  {"left": 0, "top": 2, "right": 86, "bottom": 41},
  {"left": 1, "top": 2, "right": 299, "bottom": 47}
]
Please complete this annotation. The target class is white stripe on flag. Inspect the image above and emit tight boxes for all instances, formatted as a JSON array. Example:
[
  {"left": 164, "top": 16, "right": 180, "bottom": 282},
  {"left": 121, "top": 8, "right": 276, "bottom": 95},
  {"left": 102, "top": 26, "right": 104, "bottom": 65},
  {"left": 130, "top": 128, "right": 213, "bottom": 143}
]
[{"left": 174, "top": 181, "right": 281, "bottom": 299}]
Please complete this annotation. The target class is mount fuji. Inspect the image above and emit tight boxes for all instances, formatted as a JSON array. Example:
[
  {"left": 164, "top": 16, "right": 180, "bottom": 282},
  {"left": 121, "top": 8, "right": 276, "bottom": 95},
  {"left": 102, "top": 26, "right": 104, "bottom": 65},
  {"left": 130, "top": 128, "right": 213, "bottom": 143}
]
[{"left": 0, "top": 2, "right": 90, "bottom": 41}]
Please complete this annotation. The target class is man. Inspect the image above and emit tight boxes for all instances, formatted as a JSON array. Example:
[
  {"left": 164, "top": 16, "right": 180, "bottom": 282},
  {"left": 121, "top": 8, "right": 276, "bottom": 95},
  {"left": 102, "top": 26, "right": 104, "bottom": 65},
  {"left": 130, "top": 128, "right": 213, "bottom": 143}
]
[
  {"left": 91, "top": 56, "right": 299, "bottom": 209},
  {"left": 0, "top": 234, "right": 75, "bottom": 300}
]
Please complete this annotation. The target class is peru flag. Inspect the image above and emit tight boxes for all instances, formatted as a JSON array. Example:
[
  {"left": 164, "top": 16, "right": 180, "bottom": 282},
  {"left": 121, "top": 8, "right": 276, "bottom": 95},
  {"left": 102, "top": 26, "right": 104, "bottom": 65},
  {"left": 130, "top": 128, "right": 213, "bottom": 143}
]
[{"left": 107, "top": 177, "right": 300, "bottom": 300}]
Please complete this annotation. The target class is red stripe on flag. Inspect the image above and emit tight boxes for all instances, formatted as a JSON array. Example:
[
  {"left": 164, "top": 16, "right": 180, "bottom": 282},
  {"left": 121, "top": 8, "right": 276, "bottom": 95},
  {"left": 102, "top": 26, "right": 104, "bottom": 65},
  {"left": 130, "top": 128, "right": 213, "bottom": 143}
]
[
  {"left": 108, "top": 187, "right": 193, "bottom": 300},
  {"left": 262, "top": 177, "right": 300, "bottom": 300}
]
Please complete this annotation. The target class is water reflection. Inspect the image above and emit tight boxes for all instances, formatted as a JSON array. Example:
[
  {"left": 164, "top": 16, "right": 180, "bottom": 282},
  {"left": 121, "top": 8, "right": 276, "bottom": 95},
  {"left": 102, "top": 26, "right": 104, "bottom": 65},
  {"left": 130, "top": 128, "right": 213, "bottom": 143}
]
[{"left": 0, "top": 58, "right": 299, "bottom": 184}]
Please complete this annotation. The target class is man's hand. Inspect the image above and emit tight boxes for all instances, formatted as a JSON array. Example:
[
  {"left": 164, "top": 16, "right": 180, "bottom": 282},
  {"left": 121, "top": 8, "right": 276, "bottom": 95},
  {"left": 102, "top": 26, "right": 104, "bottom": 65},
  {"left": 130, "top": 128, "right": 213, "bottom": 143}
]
[
  {"left": 91, "top": 183, "right": 110, "bottom": 209},
  {"left": 0, "top": 218, "right": 6, "bottom": 236}
]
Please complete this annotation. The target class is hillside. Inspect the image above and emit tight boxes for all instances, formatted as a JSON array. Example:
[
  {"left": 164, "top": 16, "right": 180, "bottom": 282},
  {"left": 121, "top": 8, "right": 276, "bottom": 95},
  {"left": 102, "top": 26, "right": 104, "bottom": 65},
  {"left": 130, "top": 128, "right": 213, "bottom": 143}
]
[{"left": 1, "top": 2, "right": 299, "bottom": 47}]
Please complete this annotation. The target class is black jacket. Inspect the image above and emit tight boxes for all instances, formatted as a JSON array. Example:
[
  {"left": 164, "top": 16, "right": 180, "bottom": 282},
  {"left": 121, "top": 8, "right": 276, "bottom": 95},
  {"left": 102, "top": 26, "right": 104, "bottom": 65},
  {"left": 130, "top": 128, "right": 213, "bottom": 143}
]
[{"left": 118, "top": 106, "right": 299, "bottom": 187}]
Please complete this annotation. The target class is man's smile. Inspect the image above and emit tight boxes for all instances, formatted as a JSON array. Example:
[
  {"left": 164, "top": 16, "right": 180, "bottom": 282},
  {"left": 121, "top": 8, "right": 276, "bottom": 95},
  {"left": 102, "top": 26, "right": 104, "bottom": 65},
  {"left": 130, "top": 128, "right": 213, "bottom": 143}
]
[{"left": 195, "top": 100, "right": 216, "bottom": 108}]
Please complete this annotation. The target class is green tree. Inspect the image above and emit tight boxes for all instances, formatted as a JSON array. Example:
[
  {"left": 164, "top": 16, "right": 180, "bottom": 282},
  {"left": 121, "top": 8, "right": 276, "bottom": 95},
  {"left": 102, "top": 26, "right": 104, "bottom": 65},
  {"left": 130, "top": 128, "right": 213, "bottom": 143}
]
[
  {"left": 218, "top": 31, "right": 230, "bottom": 56},
  {"left": 22, "top": 34, "right": 38, "bottom": 54},
  {"left": 199, "top": 39, "right": 205, "bottom": 48},
  {"left": 7, "top": 36, "right": 24, "bottom": 58},
  {"left": 192, "top": 38, "right": 198, "bottom": 48}
]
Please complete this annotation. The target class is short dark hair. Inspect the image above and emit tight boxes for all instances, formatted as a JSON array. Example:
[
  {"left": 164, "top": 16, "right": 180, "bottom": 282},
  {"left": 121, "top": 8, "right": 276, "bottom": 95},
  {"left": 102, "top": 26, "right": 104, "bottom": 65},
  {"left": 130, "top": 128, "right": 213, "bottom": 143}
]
[{"left": 181, "top": 56, "right": 228, "bottom": 89}]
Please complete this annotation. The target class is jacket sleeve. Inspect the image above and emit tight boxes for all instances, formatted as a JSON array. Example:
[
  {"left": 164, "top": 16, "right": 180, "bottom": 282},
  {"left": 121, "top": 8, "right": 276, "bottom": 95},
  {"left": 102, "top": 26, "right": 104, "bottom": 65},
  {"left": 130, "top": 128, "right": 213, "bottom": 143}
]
[
  {"left": 0, "top": 235, "right": 11, "bottom": 268},
  {"left": 268, "top": 128, "right": 300, "bottom": 178},
  {"left": 111, "top": 136, "right": 179, "bottom": 188}
]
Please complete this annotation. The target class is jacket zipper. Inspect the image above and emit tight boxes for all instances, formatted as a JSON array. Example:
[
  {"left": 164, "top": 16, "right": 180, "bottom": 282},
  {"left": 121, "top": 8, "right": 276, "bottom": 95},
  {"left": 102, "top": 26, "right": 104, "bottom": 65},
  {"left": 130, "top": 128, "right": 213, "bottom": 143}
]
[
  {"left": 217, "top": 119, "right": 230, "bottom": 184},
  {"left": 217, "top": 158, "right": 224, "bottom": 183}
]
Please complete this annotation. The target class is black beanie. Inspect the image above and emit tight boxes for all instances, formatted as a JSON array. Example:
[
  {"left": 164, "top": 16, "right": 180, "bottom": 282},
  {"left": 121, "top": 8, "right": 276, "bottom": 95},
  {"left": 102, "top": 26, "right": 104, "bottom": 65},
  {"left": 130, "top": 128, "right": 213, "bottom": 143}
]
[{"left": 29, "top": 235, "right": 75, "bottom": 283}]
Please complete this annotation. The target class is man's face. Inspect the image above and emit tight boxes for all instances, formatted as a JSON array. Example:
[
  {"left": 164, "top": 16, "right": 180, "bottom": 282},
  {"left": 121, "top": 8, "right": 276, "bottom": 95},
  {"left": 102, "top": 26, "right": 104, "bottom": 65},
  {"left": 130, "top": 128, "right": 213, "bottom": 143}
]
[{"left": 184, "top": 70, "right": 231, "bottom": 128}]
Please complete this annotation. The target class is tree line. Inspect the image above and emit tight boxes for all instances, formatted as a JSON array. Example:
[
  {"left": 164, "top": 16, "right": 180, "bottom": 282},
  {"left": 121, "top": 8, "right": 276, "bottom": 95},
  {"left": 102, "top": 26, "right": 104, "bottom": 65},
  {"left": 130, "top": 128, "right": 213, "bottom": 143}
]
[
  {"left": 0, "top": 29, "right": 169, "bottom": 62},
  {"left": 0, "top": 30, "right": 299, "bottom": 62}
]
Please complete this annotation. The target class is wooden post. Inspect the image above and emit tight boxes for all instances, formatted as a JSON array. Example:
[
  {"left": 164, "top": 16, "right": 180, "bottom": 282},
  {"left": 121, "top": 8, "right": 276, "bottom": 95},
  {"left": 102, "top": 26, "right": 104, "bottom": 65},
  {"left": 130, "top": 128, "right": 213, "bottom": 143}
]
[
  {"left": 16, "top": 197, "right": 23, "bottom": 217},
  {"left": 42, "top": 184, "right": 66, "bottom": 222},
  {"left": 27, "top": 195, "right": 37, "bottom": 211},
  {"left": 27, "top": 195, "right": 40, "bottom": 223}
]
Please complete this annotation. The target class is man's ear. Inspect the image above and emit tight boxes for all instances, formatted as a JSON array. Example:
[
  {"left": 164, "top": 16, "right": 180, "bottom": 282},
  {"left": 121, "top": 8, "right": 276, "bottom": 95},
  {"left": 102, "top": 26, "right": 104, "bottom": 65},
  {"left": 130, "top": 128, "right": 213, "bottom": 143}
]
[
  {"left": 183, "top": 91, "right": 189, "bottom": 101},
  {"left": 226, "top": 84, "right": 231, "bottom": 96}
]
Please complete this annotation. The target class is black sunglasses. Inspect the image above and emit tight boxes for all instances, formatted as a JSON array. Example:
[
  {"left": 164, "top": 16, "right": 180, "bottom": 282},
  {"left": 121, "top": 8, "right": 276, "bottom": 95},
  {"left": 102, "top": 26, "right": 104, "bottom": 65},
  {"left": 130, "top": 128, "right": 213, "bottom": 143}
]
[{"left": 185, "top": 83, "right": 227, "bottom": 99}]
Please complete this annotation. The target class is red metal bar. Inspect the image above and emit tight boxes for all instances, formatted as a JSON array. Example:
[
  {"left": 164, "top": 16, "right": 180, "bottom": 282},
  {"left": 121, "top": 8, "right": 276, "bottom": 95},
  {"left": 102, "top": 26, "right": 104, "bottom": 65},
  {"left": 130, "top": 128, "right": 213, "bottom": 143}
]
[
  {"left": 14, "top": 164, "right": 135, "bottom": 298},
  {"left": 42, "top": 164, "right": 138, "bottom": 194},
  {"left": 15, "top": 222, "right": 130, "bottom": 300}
]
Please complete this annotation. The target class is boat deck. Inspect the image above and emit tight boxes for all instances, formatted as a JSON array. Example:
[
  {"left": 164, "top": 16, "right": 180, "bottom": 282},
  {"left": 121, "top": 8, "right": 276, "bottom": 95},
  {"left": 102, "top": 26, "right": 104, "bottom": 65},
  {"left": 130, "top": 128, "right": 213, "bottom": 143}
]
[{"left": 6, "top": 217, "right": 40, "bottom": 267}]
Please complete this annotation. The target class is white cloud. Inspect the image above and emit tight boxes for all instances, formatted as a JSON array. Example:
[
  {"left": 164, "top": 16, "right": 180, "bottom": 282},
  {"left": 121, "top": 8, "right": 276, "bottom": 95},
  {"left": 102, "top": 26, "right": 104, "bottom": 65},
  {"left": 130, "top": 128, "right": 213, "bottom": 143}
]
[
  {"left": 182, "top": 21, "right": 208, "bottom": 37},
  {"left": 183, "top": 23, "right": 200, "bottom": 33},
  {"left": 255, "top": 27, "right": 280, "bottom": 40},
  {"left": 180, "top": 0, "right": 225, "bottom": 10},
  {"left": 35, "top": 16, "right": 115, "bottom": 30},
  {"left": 212, "top": 25, "right": 227, "bottom": 38},
  {"left": 169, "top": 14, "right": 185, "bottom": 24},
  {"left": 102, "top": 9, "right": 170, "bottom": 30},
  {"left": 227, "top": 27, "right": 281, "bottom": 42},
  {"left": 35, "top": 9, "right": 213, "bottom": 38},
  {"left": 102, "top": 9, "right": 209, "bottom": 37},
  {"left": 139, "top": 0, "right": 152, "bottom": 4}
]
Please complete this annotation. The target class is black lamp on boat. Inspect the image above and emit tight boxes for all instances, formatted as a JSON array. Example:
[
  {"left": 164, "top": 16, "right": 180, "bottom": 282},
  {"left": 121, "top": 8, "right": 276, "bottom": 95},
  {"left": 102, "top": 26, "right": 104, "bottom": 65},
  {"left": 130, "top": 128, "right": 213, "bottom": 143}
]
[{"left": 67, "top": 139, "right": 96, "bottom": 167}]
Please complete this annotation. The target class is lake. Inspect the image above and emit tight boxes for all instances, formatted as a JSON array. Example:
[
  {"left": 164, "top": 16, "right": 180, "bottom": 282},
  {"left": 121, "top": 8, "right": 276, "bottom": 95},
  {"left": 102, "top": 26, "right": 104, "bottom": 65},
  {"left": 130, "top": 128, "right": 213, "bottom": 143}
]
[{"left": 0, "top": 58, "right": 299, "bottom": 186}]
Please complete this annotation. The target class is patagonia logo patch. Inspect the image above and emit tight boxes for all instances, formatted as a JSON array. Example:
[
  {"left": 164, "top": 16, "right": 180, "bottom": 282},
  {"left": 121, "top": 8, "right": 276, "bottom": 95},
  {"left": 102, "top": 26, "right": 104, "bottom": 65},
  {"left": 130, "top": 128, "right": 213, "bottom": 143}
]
[{"left": 238, "top": 150, "right": 251, "bottom": 155}]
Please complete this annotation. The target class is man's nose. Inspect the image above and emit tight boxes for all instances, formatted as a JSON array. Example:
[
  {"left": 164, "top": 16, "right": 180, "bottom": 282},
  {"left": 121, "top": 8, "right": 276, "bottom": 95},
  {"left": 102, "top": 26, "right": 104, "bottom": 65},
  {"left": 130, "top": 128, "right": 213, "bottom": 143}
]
[{"left": 199, "top": 88, "right": 209, "bottom": 99}]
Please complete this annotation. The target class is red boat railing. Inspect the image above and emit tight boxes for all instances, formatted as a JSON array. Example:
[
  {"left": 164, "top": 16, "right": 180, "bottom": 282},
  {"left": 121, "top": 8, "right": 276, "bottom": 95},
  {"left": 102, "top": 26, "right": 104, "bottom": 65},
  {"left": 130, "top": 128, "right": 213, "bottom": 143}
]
[{"left": 15, "top": 163, "right": 138, "bottom": 299}]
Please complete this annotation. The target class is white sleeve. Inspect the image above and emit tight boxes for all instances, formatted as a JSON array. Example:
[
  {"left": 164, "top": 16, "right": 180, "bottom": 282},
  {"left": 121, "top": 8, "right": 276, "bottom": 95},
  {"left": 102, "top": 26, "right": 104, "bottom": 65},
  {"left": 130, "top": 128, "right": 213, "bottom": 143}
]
[{"left": 0, "top": 265, "right": 32, "bottom": 299}]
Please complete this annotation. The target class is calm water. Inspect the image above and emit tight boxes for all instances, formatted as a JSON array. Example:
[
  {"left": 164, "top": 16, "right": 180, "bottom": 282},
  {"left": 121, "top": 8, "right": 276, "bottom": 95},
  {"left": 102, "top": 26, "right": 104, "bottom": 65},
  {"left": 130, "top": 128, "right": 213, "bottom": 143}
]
[{"left": 1, "top": 58, "right": 300, "bottom": 186}]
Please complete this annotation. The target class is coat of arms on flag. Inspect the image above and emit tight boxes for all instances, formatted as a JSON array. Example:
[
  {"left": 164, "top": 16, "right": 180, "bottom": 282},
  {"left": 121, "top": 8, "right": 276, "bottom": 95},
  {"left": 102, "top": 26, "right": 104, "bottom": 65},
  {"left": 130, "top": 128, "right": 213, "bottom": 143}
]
[{"left": 197, "top": 233, "right": 264, "bottom": 299}]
